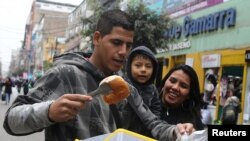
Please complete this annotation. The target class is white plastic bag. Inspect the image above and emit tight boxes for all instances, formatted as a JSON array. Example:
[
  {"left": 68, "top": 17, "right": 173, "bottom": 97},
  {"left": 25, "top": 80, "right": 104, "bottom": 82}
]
[{"left": 181, "top": 129, "right": 208, "bottom": 141}]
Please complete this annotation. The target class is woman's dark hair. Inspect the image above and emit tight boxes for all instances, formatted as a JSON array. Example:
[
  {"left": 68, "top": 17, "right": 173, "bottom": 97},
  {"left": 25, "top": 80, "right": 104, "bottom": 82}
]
[
  {"left": 96, "top": 9, "right": 135, "bottom": 36},
  {"left": 160, "top": 64, "right": 202, "bottom": 118}
]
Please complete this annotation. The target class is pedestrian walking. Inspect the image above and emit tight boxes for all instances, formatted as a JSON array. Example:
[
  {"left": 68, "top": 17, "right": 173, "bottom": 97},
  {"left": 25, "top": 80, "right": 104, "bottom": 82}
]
[
  {"left": 22, "top": 79, "right": 29, "bottom": 95},
  {"left": 15, "top": 79, "right": 22, "bottom": 94},
  {"left": 4, "top": 77, "right": 13, "bottom": 105},
  {"left": 0, "top": 77, "right": 4, "bottom": 98}
]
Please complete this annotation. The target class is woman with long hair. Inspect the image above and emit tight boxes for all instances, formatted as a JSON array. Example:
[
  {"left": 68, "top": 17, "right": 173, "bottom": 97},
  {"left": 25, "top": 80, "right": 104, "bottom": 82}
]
[{"left": 159, "top": 64, "right": 204, "bottom": 130}]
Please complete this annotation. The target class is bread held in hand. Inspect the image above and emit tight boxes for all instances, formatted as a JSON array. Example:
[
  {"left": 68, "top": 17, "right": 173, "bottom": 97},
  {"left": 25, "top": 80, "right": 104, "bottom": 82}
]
[{"left": 100, "top": 75, "right": 130, "bottom": 104}]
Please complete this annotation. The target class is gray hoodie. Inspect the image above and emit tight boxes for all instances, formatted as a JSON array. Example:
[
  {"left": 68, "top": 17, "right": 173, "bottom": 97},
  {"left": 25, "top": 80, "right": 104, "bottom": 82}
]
[
  {"left": 4, "top": 52, "right": 178, "bottom": 141},
  {"left": 4, "top": 52, "right": 116, "bottom": 140}
]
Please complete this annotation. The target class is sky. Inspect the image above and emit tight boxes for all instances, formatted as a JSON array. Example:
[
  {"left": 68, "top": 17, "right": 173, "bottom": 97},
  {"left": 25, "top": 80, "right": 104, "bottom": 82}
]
[{"left": 0, "top": 0, "right": 83, "bottom": 76}]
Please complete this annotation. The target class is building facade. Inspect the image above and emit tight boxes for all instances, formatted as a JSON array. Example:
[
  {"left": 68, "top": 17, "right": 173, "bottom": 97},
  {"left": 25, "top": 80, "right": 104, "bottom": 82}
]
[
  {"left": 65, "top": 0, "right": 121, "bottom": 53},
  {"left": 156, "top": 0, "right": 250, "bottom": 124},
  {"left": 23, "top": 0, "right": 76, "bottom": 79}
]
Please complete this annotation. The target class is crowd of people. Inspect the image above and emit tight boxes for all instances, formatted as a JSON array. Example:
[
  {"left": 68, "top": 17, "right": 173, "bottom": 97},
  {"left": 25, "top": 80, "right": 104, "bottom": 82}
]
[
  {"left": 2, "top": 9, "right": 241, "bottom": 141},
  {"left": 0, "top": 77, "right": 33, "bottom": 105}
]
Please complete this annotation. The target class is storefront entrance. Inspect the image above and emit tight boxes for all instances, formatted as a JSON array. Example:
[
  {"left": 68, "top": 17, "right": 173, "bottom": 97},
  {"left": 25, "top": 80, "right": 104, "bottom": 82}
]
[{"left": 217, "top": 66, "right": 243, "bottom": 123}]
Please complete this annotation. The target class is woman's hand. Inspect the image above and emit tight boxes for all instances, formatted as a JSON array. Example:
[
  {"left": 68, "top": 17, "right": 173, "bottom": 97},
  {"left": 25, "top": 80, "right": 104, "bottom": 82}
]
[{"left": 176, "top": 123, "right": 195, "bottom": 135}]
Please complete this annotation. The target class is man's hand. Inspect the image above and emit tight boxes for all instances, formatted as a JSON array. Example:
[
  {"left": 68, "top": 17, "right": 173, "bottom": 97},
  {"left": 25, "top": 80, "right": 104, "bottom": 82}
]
[{"left": 48, "top": 94, "right": 92, "bottom": 122}]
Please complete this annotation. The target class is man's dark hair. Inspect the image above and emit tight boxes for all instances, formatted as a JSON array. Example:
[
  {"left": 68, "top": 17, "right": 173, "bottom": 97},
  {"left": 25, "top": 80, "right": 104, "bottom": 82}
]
[
  {"left": 96, "top": 9, "right": 135, "bottom": 36},
  {"left": 221, "top": 96, "right": 241, "bottom": 125},
  {"left": 221, "top": 104, "right": 239, "bottom": 125}
]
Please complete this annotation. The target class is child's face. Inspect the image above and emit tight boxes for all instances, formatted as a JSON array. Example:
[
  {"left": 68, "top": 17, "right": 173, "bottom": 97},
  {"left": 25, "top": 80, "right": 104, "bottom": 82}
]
[{"left": 131, "top": 55, "right": 153, "bottom": 84}]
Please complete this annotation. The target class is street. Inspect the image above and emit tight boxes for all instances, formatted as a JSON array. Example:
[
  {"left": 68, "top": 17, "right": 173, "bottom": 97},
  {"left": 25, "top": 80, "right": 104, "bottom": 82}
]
[{"left": 0, "top": 87, "right": 44, "bottom": 141}]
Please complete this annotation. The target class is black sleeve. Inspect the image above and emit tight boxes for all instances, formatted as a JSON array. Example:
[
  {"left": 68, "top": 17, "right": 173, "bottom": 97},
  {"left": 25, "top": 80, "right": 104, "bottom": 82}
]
[{"left": 149, "top": 86, "right": 161, "bottom": 117}]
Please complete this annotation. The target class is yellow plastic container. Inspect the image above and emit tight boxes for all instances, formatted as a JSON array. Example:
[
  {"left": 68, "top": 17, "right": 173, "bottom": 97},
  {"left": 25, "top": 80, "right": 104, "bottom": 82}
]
[{"left": 104, "top": 128, "right": 157, "bottom": 141}]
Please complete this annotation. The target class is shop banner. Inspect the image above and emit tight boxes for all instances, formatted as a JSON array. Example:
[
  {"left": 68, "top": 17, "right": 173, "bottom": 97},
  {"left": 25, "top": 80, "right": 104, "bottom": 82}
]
[{"left": 202, "top": 54, "right": 221, "bottom": 68}]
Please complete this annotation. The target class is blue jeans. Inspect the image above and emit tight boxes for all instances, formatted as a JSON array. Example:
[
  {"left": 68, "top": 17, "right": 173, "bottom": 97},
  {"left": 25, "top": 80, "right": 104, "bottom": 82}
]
[{"left": 5, "top": 93, "right": 11, "bottom": 104}]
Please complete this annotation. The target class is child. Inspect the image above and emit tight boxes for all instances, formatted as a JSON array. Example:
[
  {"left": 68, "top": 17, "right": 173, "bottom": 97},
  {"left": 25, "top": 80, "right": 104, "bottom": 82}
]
[{"left": 124, "top": 45, "right": 161, "bottom": 137}]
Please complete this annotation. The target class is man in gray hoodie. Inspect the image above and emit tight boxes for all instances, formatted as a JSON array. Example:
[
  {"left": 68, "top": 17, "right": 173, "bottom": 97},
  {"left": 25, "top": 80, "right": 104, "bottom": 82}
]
[{"left": 3, "top": 9, "right": 193, "bottom": 141}]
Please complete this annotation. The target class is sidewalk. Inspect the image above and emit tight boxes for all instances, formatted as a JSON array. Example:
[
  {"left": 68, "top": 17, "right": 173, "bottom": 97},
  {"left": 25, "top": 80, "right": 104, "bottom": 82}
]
[{"left": 0, "top": 87, "right": 44, "bottom": 141}]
